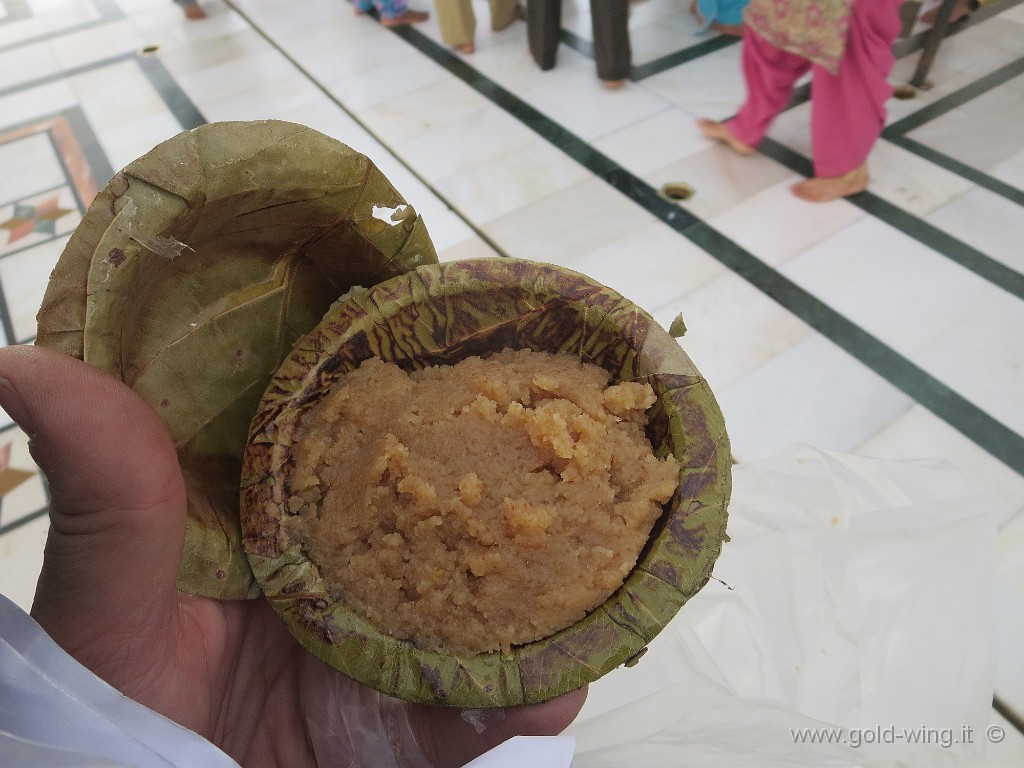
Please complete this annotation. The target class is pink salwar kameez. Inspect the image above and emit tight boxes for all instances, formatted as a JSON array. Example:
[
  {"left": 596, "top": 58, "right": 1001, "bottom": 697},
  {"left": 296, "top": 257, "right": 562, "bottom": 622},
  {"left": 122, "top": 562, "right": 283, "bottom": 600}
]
[{"left": 727, "top": 0, "right": 903, "bottom": 177}]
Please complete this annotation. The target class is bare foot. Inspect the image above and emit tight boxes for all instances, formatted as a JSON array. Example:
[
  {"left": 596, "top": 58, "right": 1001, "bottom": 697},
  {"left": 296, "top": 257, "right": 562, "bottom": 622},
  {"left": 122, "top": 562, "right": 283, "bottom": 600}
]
[
  {"left": 380, "top": 9, "right": 428, "bottom": 26},
  {"left": 454, "top": 42, "right": 476, "bottom": 54},
  {"left": 602, "top": 79, "right": 627, "bottom": 89},
  {"left": 493, "top": 4, "right": 524, "bottom": 31},
  {"left": 920, "top": 0, "right": 971, "bottom": 24},
  {"left": 790, "top": 164, "right": 869, "bottom": 202},
  {"left": 182, "top": 2, "right": 208, "bottom": 20},
  {"left": 697, "top": 118, "right": 755, "bottom": 155}
]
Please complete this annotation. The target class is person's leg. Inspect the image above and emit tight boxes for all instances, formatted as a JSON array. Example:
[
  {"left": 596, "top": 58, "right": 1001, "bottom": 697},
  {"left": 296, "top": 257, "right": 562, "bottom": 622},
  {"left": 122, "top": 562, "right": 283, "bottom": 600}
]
[
  {"left": 698, "top": 27, "right": 810, "bottom": 153},
  {"left": 528, "top": 0, "right": 562, "bottom": 70},
  {"left": 490, "top": 0, "right": 523, "bottom": 32},
  {"left": 437, "top": 0, "right": 477, "bottom": 50},
  {"left": 591, "top": 0, "right": 631, "bottom": 86},
  {"left": 793, "top": 0, "right": 901, "bottom": 200}
]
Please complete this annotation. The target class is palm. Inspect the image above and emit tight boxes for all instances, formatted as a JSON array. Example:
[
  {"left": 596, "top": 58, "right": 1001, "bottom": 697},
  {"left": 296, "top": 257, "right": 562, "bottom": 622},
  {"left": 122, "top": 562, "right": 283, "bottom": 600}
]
[{"left": 1, "top": 345, "right": 585, "bottom": 768}]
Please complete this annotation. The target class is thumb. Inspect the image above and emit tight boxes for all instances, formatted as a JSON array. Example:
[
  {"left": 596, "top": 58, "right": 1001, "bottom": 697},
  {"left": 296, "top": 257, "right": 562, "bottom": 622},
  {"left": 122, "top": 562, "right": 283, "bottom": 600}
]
[{"left": 0, "top": 345, "right": 186, "bottom": 652}]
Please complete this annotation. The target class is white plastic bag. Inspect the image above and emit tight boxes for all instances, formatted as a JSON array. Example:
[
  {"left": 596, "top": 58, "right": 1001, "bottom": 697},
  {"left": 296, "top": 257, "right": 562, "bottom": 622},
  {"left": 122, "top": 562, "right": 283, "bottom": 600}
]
[{"left": 567, "top": 445, "right": 998, "bottom": 768}]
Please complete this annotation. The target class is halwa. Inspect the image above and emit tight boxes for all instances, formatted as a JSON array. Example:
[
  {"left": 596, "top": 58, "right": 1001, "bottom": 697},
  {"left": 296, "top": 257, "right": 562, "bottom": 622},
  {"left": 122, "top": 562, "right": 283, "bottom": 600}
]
[{"left": 287, "top": 348, "right": 680, "bottom": 655}]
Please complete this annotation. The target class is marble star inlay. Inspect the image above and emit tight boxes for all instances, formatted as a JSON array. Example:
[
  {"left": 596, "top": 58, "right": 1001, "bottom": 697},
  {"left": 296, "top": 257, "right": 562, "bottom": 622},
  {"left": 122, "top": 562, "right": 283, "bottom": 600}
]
[{"left": 0, "top": 195, "right": 74, "bottom": 245}]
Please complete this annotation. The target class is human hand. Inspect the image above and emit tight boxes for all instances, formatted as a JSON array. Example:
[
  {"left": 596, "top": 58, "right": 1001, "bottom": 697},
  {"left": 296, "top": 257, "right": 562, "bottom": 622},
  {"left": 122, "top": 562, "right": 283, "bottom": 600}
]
[{"left": 0, "top": 344, "right": 586, "bottom": 767}]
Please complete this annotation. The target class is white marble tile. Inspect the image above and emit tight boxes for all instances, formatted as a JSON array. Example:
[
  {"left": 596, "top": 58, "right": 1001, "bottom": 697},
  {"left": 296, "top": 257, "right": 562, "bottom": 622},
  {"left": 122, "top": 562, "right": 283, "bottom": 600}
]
[
  {"left": 913, "top": 287, "right": 1024, "bottom": 437},
  {"left": 0, "top": 15, "right": 45, "bottom": 50},
  {"left": 0, "top": 235, "right": 70, "bottom": 343},
  {"left": 86, "top": 112, "right": 193, "bottom": 177},
  {"left": 358, "top": 77, "right": 490, "bottom": 145},
  {"left": 650, "top": 271, "right": 814, "bottom": 392},
  {"left": 0, "top": 40, "right": 61, "bottom": 90},
  {"left": 276, "top": 16, "right": 420, "bottom": 84},
  {"left": 1000, "top": 1, "right": 1024, "bottom": 23},
  {"left": 649, "top": 145, "right": 797, "bottom": 219},
  {"left": 995, "top": 510, "right": 1024, "bottom": 724},
  {"left": 157, "top": 27, "right": 271, "bottom": 78},
  {"left": 559, "top": 219, "right": 727, "bottom": 315},
  {"left": 233, "top": 0, "right": 351, "bottom": 36},
  {"left": 432, "top": 138, "right": 591, "bottom": 224},
  {"left": 924, "top": 186, "right": 1024, "bottom": 274},
  {"left": 33, "top": 0, "right": 103, "bottom": 32},
  {"left": 46, "top": 19, "right": 145, "bottom": 69},
  {"left": 780, "top": 217, "right": 994, "bottom": 356},
  {"left": 200, "top": 71, "right": 326, "bottom": 123},
  {"left": 128, "top": 0, "right": 251, "bottom": 55},
  {"left": 717, "top": 334, "right": 915, "bottom": 463},
  {"left": 591, "top": 106, "right": 715, "bottom": 176},
  {"left": 857, "top": 405, "right": 1024, "bottom": 530},
  {"left": 909, "top": 97, "right": 1024, "bottom": 175},
  {"left": 173, "top": 48, "right": 294, "bottom": 105},
  {"left": 957, "top": 18, "right": 1024, "bottom": 80},
  {"left": 0, "top": 512, "right": 47, "bottom": 613},
  {"left": 269, "top": 98, "right": 380, "bottom": 149},
  {"left": 708, "top": 177, "right": 865, "bottom": 267},
  {"left": 324, "top": 54, "right": 450, "bottom": 112},
  {"left": 627, "top": 0, "right": 693, "bottom": 27},
  {"left": 70, "top": 59, "right": 171, "bottom": 131},
  {"left": 519, "top": 69, "right": 669, "bottom": 142},
  {"left": 393, "top": 106, "right": 537, "bottom": 181},
  {"left": 0, "top": 132, "right": 67, "bottom": 204},
  {"left": 0, "top": 81, "right": 78, "bottom": 129},
  {"left": 482, "top": 176, "right": 658, "bottom": 269},
  {"left": 989, "top": 147, "right": 1024, "bottom": 191},
  {"left": 640, "top": 42, "right": 746, "bottom": 120},
  {"left": 435, "top": 233, "right": 502, "bottom": 263},
  {"left": 628, "top": 12, "right": 705, "bottom": 66},
  {"left": 868, "top": 139, "right": 974, "bottom": 217}
]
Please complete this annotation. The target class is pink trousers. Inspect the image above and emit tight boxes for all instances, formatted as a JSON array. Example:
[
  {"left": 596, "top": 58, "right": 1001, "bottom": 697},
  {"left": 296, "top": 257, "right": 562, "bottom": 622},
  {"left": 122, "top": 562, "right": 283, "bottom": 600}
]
[{"left": 727, "top": 0, "right": 902, "bottom": 177}]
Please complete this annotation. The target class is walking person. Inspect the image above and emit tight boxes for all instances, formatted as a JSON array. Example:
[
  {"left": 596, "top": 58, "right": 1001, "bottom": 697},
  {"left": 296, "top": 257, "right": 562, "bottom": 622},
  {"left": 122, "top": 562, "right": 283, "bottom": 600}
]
[
  {"left": 698, "top": 0, "right": 903, "bottom": 202},
  {"left": 436, "top": 0, "right": 523, "bottom": 53}
]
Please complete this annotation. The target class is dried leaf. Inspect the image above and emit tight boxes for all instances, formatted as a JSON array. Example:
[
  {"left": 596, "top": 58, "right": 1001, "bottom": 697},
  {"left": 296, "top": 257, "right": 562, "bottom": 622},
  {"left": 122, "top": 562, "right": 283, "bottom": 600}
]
[{"left": 36, "top": 120, "right": 437, "bottom": 598}]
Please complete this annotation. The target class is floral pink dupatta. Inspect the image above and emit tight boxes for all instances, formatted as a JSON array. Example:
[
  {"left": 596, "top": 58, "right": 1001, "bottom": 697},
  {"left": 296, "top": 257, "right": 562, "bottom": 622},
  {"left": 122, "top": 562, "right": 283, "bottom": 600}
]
[{"left": 744, "top": 0, "right": 854, "bottom": 74}]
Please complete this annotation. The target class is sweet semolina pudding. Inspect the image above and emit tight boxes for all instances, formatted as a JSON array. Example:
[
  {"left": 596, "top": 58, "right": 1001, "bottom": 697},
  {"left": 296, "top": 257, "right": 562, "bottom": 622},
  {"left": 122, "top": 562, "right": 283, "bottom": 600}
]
[{"left": 286, "top": 348, "right": 680, "bottom": 655}]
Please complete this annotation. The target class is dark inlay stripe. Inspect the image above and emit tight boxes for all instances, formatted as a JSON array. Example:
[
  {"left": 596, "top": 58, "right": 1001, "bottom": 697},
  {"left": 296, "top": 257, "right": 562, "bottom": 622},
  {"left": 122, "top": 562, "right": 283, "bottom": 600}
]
[
  {"left": 887, "top": 134, "right": 1024, "bottom": 207},
  {"left": 559, "top": 26, "right": 740, "bottom": 81},
  {"left": 136, "top": 54, "right": 206, "bottom": 131},
  {"left": 0, "top": 507, "right": 48, "bottom": 537},
  {"left": 757, "top": 137, "right": 1024, "bottom": 301},
  {"left": 885, "top": 54, "right": 1024, "bottom": 135}
]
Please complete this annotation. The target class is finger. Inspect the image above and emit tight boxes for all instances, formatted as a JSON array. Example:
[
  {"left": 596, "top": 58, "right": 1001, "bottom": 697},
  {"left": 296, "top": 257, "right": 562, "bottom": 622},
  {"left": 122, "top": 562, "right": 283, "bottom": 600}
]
[
  {"left": 0, "top": 345, "right": 186, "bottom": 649},
  {"left": 410, "top": 686, "right": 589, "bottom": 767}
]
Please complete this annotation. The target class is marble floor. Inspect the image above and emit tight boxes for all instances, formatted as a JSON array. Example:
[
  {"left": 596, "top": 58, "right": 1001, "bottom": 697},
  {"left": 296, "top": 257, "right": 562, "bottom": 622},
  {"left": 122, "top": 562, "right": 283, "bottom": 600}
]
[{"left": 0, "top": 0, "right": 1023, "bottom": 762}]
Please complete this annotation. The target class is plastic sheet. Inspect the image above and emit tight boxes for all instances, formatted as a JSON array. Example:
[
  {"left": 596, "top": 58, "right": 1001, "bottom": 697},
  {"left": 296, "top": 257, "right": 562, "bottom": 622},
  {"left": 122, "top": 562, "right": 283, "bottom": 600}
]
[
  {"left": 0, "top": 594, "right": 238, "bottom": 768},
  {"left": 565, "top": 445, "right": 997, "bottom": 767}
]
